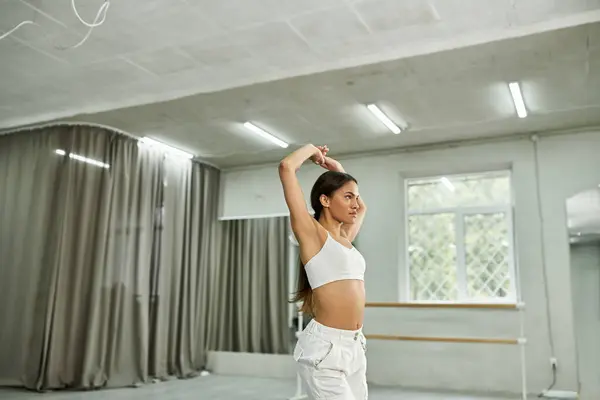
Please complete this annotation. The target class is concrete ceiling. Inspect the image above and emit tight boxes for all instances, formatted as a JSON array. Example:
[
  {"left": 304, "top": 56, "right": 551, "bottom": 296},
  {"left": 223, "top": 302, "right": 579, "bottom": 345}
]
[
  {"left": 54, "top": 21, "right": 600, "bottom": 168},
  {"left": 1, "top": 1, "right": 600, "bottom": 168}
]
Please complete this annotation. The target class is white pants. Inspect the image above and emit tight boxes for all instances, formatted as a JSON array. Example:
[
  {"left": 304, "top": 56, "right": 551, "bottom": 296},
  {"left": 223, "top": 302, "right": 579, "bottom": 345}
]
[{"left": 293, "top": 319, "right": 368, "bottom": 400}]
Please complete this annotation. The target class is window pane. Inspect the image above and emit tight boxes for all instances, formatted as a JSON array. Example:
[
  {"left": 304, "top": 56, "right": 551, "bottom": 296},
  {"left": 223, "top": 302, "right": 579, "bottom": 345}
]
[
  {"left": 408, "top": 172, "right": 511, "bottom": 210},
  {"left": 408, "top": 213, "right": 457, "bottom": 301},
  {"left": 464, "top": 213, "right": 512, "bottom": 300}
]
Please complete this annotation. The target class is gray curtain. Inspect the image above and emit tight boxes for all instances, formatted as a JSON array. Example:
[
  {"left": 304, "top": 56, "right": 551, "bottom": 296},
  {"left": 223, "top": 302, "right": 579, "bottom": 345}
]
[
  {"left": 149, "top": 158, "right": 220, "bottom": 379},
  {"left": 209, "top": 217, "right": 290, "bottom": 354},
  {"left": 0, "top": 124, "right": 224, "bottom": 391},
  {"left": 0, "top": 125, "right": 164, "bottom": 390}
]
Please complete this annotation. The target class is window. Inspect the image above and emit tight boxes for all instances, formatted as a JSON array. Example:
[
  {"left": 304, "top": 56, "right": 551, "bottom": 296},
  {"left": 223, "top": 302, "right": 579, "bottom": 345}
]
[{"left": 405, "top": 171, "right": 516, "bottom": 303}]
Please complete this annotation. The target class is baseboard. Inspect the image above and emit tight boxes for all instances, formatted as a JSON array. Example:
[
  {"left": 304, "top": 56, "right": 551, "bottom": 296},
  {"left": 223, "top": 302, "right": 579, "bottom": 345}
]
[{"left": 540, "top": 389, "right": 579, "bottom": 399}]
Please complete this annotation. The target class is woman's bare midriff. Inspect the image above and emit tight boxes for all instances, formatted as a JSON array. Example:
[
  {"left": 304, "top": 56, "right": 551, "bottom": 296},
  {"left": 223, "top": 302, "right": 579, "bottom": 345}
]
[{"left": 312, "top": 279, "right": 365, "bottom": 331}]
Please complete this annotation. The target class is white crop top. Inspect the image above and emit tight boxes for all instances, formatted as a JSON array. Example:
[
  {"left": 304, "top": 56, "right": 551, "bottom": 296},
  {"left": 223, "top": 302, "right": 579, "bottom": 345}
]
[{"left": 303, "top": 232, "right": 366, "bottom": 289}]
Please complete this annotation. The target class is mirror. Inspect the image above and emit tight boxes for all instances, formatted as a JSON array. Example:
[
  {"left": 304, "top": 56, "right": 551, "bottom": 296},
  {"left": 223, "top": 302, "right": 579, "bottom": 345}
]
[
  {"left": 567, "top": 187, "right": 600, "bottom": 244},
  {"left": 566, "top": 186, "right": 600, "bottom": 398}
]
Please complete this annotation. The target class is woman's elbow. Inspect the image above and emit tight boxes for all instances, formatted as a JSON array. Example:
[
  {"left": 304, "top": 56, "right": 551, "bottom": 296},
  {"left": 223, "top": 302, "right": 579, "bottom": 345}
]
[{"left": 278, "top": 159, "right": 294, "bottom": 175}]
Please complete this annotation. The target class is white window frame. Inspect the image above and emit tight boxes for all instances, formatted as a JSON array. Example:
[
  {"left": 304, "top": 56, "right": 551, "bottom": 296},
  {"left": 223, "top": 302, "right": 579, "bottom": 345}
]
[{"left": 403, "top": 170, "right": 517, "bottom": 304}]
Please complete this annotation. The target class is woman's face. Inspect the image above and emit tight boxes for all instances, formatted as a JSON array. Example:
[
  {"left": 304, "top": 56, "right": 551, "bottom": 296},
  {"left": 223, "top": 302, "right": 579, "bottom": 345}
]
[{"left": 322, "top": 180, "right": 360, "bottom": 224}]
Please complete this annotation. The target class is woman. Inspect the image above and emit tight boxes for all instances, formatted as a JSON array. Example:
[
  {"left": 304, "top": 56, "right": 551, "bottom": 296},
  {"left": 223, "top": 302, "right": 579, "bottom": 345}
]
[{"left": 279, "top": 144, "right": 368, "bottom": 400}]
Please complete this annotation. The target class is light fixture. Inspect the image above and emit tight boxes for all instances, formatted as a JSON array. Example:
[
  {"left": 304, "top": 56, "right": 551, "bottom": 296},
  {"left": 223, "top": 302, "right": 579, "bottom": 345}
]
[
  {"left": 366, "top": 104, "right": 401, "bottom": 134},
  {"left": 69, "top": 153, "right": 110, "bottom": 169},
  {"left": 243, "top": 122, "right": 289, "bottom": 148},
  {"left": 440, "top": 177, "right": 455, "bottom": 192},
  {"left": 138, "top": 137, "right": 194, "bottom": 159},
  {"left": 508, "top": 82, "right": 527, "bottom": 118},
  {"left": 55, "top": 149, "right": 109, "bottom": 169}
]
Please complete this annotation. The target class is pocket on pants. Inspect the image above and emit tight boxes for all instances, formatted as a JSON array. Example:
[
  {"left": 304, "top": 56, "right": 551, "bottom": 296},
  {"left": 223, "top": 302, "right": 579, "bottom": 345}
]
[
  {"left": 359, "top": 335, "right": 367, "bottom": 354},
  {"left": 294, "top": 333, "right": 334, "bottom": 368}
]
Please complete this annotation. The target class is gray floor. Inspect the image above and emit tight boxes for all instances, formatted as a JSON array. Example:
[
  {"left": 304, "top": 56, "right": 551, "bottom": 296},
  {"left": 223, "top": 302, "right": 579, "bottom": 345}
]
[{"left": 0, "top": 375, "right": 515, "bottom": 400}]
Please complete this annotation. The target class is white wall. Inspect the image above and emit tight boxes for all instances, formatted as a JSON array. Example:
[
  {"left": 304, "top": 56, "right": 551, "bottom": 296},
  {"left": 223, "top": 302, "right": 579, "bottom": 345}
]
[
  {"left": 219, "top": 130, "right": 600, "bottom": 397},
  {"left": 570, "top": 242, "right": 600, "bottom": 400}
]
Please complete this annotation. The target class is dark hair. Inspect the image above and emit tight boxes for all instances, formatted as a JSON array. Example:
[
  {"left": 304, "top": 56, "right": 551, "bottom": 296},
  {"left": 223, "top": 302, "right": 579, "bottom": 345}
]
[{"left": 291, "top": 171, "right": 358, "bottom": 314}]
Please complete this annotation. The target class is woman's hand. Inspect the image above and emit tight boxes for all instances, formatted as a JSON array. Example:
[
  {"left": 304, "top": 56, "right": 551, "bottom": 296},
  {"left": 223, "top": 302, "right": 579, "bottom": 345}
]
[
  {"left": 321, "top": 156, "right": 345, "bottom": 173},
  {"left": 310, "top": 145, "right": 328, "bottom": 166},
  {"left": 310, "top": 145, "right": 345, "bottom": 173}
]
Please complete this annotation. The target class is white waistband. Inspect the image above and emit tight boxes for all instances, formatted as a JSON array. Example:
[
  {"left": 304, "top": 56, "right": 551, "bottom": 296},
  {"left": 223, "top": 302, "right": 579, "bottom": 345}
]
[{"left": 304, "top": 319, "right": 364, "bottom": 341}]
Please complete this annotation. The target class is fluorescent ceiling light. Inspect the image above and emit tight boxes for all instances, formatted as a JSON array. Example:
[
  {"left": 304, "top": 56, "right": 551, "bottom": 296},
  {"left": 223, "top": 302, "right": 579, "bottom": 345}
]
[
  {"left": 366, "top": 104, "right": 401, "bottom": 134},
  {"left": 55, "top": 149, "right": 109, "bottom": 169},
  {"left": 508, "top": 82, "right": 527, "bottom": 118},
  {"left": 69, "top": 153, "right": 110, "bottom": 169},
  {"left": 139, "top": 137, "right": 194, "bottom": 159},
  {"left": 440, "top": 177, "right": 455, "bottom": 192},
  {"left": 243, "top": 122, "right": 288, "bottom": 148}
]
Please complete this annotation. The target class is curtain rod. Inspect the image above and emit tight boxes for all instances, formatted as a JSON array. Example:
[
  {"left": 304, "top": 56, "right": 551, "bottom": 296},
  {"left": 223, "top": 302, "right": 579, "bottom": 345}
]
[{"left": 0, "top": 121, "right": 221, "bottom": 170}]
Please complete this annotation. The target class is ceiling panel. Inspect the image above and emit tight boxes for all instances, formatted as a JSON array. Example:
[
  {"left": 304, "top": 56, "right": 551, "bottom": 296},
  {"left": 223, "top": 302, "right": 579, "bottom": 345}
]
[
  {"left": 0, "top": 0, "right": 64, "bottom": 33},
  {"left": 512, "top": 0, "right": 600, "bottom": 25},
  {"left": 289, "top": 5, "right": 370, "bottom": 45},
  {"left": 352, "top": 0, "right": 439, "bottom": 33},
  {"left": 310, "top": 33, "right": 386, "bottom": 64},
  {"left": 123, "top": 47, "right": 197, "bottom": 76},
  {"left": 20, "top": 0, "right": 109, "bottom": 35},
  {"left": 180, "top": 41, "right": 255, "bottom": 68},
  {"left": 431, "top": 0, "right": 513, "bottom": 30},
  {"left": 184, "top": 0, "right": 343, "bottom": 31},
  {"left": 233, "top": 21, "right": 311, "bottom": 54},
  {"left": 0, "top": 36, "right": 65, "bottom": 77}
]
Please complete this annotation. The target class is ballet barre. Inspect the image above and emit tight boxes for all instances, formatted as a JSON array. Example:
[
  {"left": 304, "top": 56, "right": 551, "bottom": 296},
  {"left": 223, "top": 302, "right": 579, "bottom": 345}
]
[
  {"left": 364, "top": 334, "right": 523, "bottom": 345},
  {"left": 366, "top": 301, "right": 523, "bottom": 310}
]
